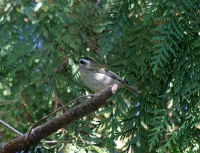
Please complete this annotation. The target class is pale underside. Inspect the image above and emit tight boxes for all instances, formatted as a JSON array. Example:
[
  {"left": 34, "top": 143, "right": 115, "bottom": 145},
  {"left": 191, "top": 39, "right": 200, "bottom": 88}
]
[{"left": 80, "top": 68, "right": 123, "bottom": 92}]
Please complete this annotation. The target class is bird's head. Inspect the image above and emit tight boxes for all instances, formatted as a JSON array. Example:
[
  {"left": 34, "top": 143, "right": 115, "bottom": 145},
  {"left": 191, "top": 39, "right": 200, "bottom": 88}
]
[{"left": 76, "top": 57, "right": 99, "bottom": 68}]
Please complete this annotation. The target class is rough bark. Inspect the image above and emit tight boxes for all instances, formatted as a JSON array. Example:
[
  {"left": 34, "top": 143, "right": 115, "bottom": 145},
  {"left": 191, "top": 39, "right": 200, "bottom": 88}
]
[{"left": 0, "top": 84, "right": 118, "bottom": 153}]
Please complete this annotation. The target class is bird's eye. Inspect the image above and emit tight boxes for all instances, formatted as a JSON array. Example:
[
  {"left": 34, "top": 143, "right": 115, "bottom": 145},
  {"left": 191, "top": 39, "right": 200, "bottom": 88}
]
[{"left": 80, "top": 60, "right": 86, "bottom": 65}]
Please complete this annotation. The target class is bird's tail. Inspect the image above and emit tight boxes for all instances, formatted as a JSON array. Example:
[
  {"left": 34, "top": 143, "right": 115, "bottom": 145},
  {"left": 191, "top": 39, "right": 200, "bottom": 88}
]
[{"left": 124, "top": 84, "right": 139, "bottom": 96}]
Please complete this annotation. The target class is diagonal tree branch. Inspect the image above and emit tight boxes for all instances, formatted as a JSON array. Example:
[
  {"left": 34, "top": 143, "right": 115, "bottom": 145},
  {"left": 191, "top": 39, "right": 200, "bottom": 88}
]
[
  {"left": 0, "top": 84, "right": 118, "bottom": 153},
  {"left": 26, "top": 94, "right": 94, "bottom": 145}
]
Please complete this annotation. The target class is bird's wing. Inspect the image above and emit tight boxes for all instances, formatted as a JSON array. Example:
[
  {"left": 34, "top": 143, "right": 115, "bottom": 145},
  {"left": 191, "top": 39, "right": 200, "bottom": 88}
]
[
  {"left": 89, "top": 66, "right": 139, "bottom": 95},
  {"left": 89, "top": 67, "right": 128, "bottom": 85}
]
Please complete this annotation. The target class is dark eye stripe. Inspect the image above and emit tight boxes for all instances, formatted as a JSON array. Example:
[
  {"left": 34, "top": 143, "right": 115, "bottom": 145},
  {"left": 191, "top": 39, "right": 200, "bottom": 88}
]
[{"left": 80, "top": 60, "right": 86, "bottom": 64}]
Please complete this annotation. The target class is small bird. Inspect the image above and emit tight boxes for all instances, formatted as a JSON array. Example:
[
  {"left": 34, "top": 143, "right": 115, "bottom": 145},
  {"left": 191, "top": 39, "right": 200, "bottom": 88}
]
[{"left": 76, "top": 57, "right": 139, "bottom": 95}]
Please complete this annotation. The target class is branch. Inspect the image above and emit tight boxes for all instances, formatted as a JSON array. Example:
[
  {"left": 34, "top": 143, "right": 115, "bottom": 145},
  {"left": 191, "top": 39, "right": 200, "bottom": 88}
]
[
  {"left": 0, "top": 84, "right": 118, "bottom": 153},
  {"left": 89, "top": 43, "right": 101, "bottom": 54},
  {"left": 26, "top": 94, "right": 94, "bottom": 145},
  {"left": 0, "top": 120, "right": 23, "bottom": 136},
  {"left": 51, "top": 75, "right": 67, "bottom": 112}
]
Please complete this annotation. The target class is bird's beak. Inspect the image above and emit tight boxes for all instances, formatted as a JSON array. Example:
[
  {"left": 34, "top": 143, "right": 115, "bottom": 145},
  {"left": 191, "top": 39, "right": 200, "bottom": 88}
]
[{"left": 74, "top": 61, "right": 79, "bottom": 64}]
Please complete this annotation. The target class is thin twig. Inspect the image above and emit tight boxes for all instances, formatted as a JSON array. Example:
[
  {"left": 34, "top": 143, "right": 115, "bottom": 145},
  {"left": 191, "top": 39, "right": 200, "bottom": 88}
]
[
  {"left": 51, "top": 76, "right": 67, "bottom": 112},
  {"left": 45, "top": 140, "right": 71, "bottom": 144},
  {"left": 26, "top": 94, "right": 94, "bottom": 145},
  {"left": 78, "top": 133, "right": 93, "bottom": 145},
  {"left": 0, "top": 120, "right": 71, "bottom": 144},
  {"left": 0, "top": 119, "right": 23, "bottom": 136},
  {"left": 58, "top": 100, "right": 67, "bottom": 110},
  {"left": 54, "top": 99, "right": 59, "bottom": 112}
]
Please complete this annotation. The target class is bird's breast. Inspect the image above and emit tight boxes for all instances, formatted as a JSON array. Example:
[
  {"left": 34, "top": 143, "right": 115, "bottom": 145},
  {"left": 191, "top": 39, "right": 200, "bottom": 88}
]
[{"left": 80, "top": 69, "right": 119, "bottom": 92}]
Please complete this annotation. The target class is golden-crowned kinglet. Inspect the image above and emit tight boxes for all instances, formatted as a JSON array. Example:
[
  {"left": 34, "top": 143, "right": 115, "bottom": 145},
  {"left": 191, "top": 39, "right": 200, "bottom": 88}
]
[{"left": 76, "top": 57, "right": 139, "bottom": 95}]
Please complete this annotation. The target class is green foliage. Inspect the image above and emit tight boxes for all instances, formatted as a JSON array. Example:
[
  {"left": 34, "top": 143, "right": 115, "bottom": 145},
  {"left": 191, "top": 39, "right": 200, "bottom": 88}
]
[
  {"left": 0, "top": 0, "right": 200, "bottom": 152},
  {"left": 99, "top": 0, "right": 200, "bottom": 152}
]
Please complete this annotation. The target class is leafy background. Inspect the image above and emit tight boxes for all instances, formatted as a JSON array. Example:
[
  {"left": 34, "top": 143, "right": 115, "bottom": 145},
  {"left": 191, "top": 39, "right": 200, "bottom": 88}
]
[{"left": 0, "top": 0, "right": 200, "bottom": 152}]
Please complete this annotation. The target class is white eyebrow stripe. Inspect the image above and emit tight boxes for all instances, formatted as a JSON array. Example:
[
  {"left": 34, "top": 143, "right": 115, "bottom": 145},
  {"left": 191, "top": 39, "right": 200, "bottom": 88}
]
[{"left": 79, "top": 59, "right": 90, "bottom": 64}]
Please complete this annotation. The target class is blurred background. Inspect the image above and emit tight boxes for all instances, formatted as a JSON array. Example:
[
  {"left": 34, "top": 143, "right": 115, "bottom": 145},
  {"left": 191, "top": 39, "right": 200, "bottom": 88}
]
[{"left": 0, "top": 0, "right": 200, "bottom": 152}]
